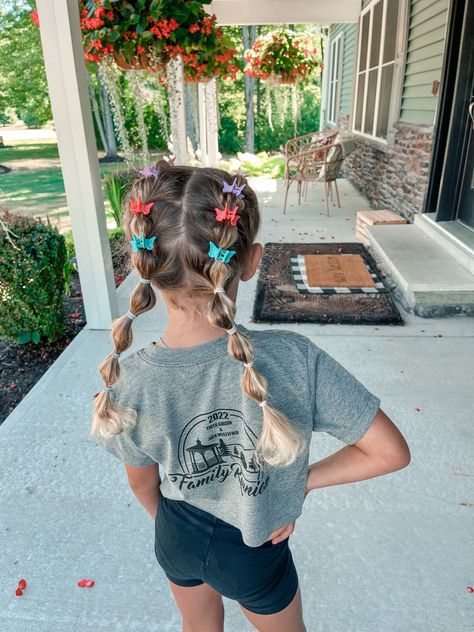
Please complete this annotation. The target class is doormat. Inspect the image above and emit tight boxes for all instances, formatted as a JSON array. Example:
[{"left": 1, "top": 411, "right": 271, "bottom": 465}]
[
  {"left": 291, "top": 254, "right": 386, "bottom": 294},
  {"left": 252, "top": 243, "right": 403, "bottom": 325}
]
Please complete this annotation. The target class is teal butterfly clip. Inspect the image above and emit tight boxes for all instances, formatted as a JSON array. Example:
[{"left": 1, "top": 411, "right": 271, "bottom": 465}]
[
  {"left": 208, "top": 241, "right": 236, "bottom": 263},
  {"left": 130, "top": 233, "right": 157, "bottom": 253}
]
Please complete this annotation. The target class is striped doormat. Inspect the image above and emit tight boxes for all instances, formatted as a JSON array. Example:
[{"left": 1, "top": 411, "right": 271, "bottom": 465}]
[{"left": 252, "top": 242, "right": 403, "bottom": 325}]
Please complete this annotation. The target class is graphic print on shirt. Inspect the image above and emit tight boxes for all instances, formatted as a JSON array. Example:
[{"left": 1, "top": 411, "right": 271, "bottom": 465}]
[{"left": 167, "top": 408, "right": 269, "bottom": 497}]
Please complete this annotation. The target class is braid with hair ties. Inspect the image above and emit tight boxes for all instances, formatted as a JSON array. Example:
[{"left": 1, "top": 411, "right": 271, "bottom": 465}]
[
  {"left": 91, "top": 177, "right": 160, "bottom": 439},
  {"left": 92, "top": 162, "right": 307, "bottom": 468},
  {"left": 205, "top": 175, "right": 306, "bottom": 468}
]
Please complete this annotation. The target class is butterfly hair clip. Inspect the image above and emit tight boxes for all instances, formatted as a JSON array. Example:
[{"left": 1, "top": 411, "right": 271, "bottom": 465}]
[
  {"left": 208, "top": 241, "right": 236, "bottom": 263},
  {"left": 222, "top": 178, "right": 246, "bottom": 200},
  {"left": 130, "top": 195, "right": 154, "bottom": 216},
  {"left": 214, "top": 202, "right": 240, "bottom": 227},
  {"left": 139, "top": 165, "right": 158, "bottom": 177},
  {"left": 130, "top": 233, "right": 157, "bottom": 253}
]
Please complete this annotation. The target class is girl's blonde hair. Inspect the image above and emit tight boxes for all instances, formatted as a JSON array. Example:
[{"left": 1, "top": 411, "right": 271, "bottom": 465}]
[{"left": 91, "top": 162, "right": 306, "bottom": 467}]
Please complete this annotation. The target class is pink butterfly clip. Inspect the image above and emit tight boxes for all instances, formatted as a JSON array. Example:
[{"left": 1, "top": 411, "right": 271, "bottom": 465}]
[
  {"left": 130, "top": 195, "right": 153, "bottom": 216},
  {"left": 215, "top": 202, "right": 240, "bottom": 226}
]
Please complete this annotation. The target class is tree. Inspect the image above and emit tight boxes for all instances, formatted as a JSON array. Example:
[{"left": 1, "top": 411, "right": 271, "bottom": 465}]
[{"left": 0, "top": 2, "right": 52, "bottom": 127}]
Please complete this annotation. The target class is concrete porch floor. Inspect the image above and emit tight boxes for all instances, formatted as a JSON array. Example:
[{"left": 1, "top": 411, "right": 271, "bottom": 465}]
[{"left": 1, "top": 178, "right": 473, "bottom": 631}]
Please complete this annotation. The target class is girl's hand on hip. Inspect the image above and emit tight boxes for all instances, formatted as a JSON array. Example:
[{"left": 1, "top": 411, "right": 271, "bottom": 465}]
[{"left": 266, "top": 521, "right": 296, "bottom": 545}]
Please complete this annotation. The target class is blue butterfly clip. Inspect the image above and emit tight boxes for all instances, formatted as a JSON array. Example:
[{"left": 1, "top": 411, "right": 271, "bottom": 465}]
[
  {"left": 130, "top": 233, "right": 157, "bottom": 253},
  {"left": 208, "top": 241, "right": 236, "bottom": 263},
  {"left": 222, "top": 178, "right": 246, "bottom": 200}
]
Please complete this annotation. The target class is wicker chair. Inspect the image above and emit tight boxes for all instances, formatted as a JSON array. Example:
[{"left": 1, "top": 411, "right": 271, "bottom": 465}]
[
  {"left": 283, "top": 129, "right": 339, "bottom": 182},
  {"left": 282, "top": 143, "right": 344, "bottom": 216}
]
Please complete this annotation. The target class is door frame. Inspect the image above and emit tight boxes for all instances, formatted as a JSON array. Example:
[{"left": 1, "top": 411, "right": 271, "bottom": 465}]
[{"left": 424, "top": 0, "right": 474, "bottom": 221}]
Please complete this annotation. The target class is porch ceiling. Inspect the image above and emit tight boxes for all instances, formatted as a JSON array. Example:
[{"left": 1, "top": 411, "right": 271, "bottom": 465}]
[{"left": 209, "top": 0, "right": 360, "bottom": 25}]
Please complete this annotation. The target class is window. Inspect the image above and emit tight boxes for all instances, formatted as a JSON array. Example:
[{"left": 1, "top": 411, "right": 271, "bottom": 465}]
[
  {"left": 328, "top": 33, "right": 343, "bottom": 125},
  {"left": 353, "top": 0, "right": 400, "bottom": 141}
]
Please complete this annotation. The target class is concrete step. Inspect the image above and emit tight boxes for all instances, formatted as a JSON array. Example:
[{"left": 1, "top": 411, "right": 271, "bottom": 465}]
[
  {"left": 366, "top": 223, "right": 474, "bottom": 317},
  {"left": 414, "top": 213, "right": 474, "bottom": 275}
]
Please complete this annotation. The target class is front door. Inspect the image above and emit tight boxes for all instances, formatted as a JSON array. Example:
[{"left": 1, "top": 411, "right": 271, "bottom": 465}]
[{"left": 456, "top": 99, "right": 474, "bottom": 229}]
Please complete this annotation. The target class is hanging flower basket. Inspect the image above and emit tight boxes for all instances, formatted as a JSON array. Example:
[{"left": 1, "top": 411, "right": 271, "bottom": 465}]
[
  {"left": 244, "top": 29, "right": 321, "bottom": 85},
  {"left": 79, "top": 0, "right": 240, "bottom": 81},
  {"left": 112, "top": 50, "right": 167, "bottom": 73}
]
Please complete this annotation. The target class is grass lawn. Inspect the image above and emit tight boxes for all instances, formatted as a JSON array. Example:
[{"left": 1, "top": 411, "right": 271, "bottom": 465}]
[{"left": 0, "top": 141, "right": 126, "bottom": 231}]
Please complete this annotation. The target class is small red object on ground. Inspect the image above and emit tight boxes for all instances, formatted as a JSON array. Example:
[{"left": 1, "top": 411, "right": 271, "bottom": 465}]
[
  {"left": 77, "top": 579, "right": 87, "bottom": 588},
  {"left": 415, "top": 407, "right": 421, "bottom": 412},
  {"left": 467, "top": 586, "right": 474, "bottom": 593},
  {"left": 15, "top": 588, "right": 23, "bottom": 596},
  {"left": 85, "top": 580, "right": 95, "bottom": 588},
  {"left": 17, "top": 579, "right": 27, "bottom": 590},
  {"left": 77, "top": 578, "right": 94, "bottom": 588}
]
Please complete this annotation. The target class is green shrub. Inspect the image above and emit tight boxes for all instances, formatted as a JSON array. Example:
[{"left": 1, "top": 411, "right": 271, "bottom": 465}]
[{"left": 0, "top": 210, "right": 67, "bottom": 344}]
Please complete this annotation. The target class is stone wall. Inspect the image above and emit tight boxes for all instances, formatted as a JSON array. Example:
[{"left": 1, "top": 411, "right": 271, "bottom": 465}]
[{"left": 338, "top": 115, "right": 433, "bottom": 220}]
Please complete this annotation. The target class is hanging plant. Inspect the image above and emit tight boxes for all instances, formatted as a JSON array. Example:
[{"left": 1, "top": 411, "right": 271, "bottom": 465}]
[
  {"left": 244, "top": 29, "right": 321, "bottom": 85},
  {"left": 80, "top": 1, "right": 240, "bottom": 83}
]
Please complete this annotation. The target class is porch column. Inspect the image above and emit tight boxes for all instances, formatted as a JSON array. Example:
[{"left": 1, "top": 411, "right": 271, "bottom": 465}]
[
  {"left": 198, "top": 83, "right": 208, "bottom": 165},
  {"left": 166, "top": 57, "right": 188, "bottom": 165},
  {"left": 205, "top": 79, "right": 219, "bottom": 167},
  {"left": 319, "top": 32, "right": 330, "bottom": 131},
  {"left": 198, "top": 79, "right": 219, "bottom": 167},
  {"left": 36, "top": 0, "right": 118, "bottom": 329}
]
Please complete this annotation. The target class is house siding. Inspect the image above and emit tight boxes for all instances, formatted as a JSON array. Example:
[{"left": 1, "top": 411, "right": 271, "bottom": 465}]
[{"left": 400, "top": 0, "right": 449, "bottom": 124}]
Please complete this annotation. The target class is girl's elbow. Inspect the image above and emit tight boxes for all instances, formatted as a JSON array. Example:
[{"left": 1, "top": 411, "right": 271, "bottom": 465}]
[{"left": 384, "top": 440, "right": 411, "bottom": 471}]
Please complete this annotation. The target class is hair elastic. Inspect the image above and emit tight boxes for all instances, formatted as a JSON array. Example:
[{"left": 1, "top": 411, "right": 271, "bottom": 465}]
[
  {"left": 126, "top": 310, "right": 137, "bottom": 320},
  {"left": 111, "top": 351, "right": 121, "bottom": 359},
  {"left": 213, "top": 287, "right": 226, "bottom": 294},
  {"left": 104, "top": 386, "right": 113, "bottom": 392},
  {"left": 139, "top": 277, "right": 151, "bottom": 285},
  {"left": 258, "top": 400, "right": 268, "bottom": 408},
  {"left": 226, "top": 324, "right": 237, "bottom": 335},
  {"left": 244, "top": 361, "right": 253, "bottom": 368}
]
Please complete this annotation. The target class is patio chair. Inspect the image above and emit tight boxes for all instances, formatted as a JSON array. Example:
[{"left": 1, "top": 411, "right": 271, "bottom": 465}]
[
  {"left": 283, "top": 129, "right": 339, "bottom": 182},
  {"left": 282, "top": 142, "right": 344, "bottom": 216}
]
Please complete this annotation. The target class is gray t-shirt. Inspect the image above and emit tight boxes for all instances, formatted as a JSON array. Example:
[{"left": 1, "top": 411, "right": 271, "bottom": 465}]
[{"left": 94, "top": 324, "right": 380, "bottom": 547}]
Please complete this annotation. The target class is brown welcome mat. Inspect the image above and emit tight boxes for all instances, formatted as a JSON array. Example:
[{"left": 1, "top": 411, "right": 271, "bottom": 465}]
[
  {"left": 252, "top": 243, "right": 403, "bottom": 325},
  {"left": 304, "top": 254, "right": 375, "bottom": 288}
]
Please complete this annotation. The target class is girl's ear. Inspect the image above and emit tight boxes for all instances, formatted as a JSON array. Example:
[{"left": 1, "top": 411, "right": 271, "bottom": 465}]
[{"left": 241, "top": 242, "right": 263, "bottom": 282}]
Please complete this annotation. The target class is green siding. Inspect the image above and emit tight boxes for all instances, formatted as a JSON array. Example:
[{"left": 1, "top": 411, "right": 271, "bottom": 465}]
[
  {"left": 400, "top": 0, "right": 449, "bottom": 124},
  {"left": 328, "top": 23, "right": 357, "bottom": 117}
]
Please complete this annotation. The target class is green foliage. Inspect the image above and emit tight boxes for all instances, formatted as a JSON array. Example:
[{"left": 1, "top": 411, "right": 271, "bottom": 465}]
[
  {"left": 218, "top": 115, "right": 243, "bottom": 155},
  {"left": 219, "top": 152, "right": 285, "bottom": 178},
  {"left": 0, "top": 2, "right": 52, "bottom": 127},
  {"left": 0, "top": 210, "right": 67, "bottom": 344},
  {"left": 102, "top": 169, "right": 137, "bottom": 227}
]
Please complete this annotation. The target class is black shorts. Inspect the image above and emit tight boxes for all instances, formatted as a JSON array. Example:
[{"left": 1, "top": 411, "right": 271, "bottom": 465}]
[{"left": 154, "top": 489, "right": 299, "bottom": 615}]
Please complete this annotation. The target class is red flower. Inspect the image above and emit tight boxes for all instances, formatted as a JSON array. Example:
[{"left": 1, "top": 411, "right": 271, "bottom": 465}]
[
  {"left": 94, "top": 6, "right": 105, "bottom": 18},
  {"left": 30, "top": 9, "right": 39, "bottom": 26},
  {"left": 189, "top": 23, "right": 200, "bottom": 33},
  {"left": 137, "top": 45, "right": 145, "bottom": 54}
]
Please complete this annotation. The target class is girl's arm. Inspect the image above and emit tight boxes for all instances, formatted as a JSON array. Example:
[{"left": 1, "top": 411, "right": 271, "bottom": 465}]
[
  {"left": 305, "top": 408, "right": 410, "bottom": 495},
  {"left": 124, "top": 463, "right": 161, "bottom": 519}
]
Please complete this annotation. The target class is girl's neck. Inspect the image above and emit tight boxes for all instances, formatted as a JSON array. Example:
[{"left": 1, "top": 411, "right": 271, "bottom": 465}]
[{"left": 157, "top": 315, "right": 229, "bottom": 350}]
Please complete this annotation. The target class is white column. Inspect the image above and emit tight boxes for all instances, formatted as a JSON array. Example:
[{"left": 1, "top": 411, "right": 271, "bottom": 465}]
[
  {"left": 36, "top": 0, "right": 118, "bottom": 329},
  {"left": 166, "top": 57, "right": 187, "bottom": 165},
  {"left": 198, "top": 83, "right": 208, "bottom": 165},
  {"left": 204, "top": 79, "right": 219, "bottom": 167},
  {"left": 320, "top": 32, "right": 330, "bottom": 131}
]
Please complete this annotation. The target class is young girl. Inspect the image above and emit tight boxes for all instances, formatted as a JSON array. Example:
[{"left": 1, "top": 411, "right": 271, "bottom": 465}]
[{"left": 91, "top": 162, "right": 410, "bottom": 632}]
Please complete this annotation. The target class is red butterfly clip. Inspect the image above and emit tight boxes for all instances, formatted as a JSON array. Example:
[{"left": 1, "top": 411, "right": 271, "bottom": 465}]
[
  {"left": 130, "top": 195, "right": 153, "bottom": 216},
  {"left": 214, "top": 202, "right": 240, "bottom": 226}
]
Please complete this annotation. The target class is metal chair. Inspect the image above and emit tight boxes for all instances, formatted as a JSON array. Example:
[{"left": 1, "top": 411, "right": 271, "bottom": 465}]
[{"left": 282, "top": 143, "right": 344, "bottom": 216}]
